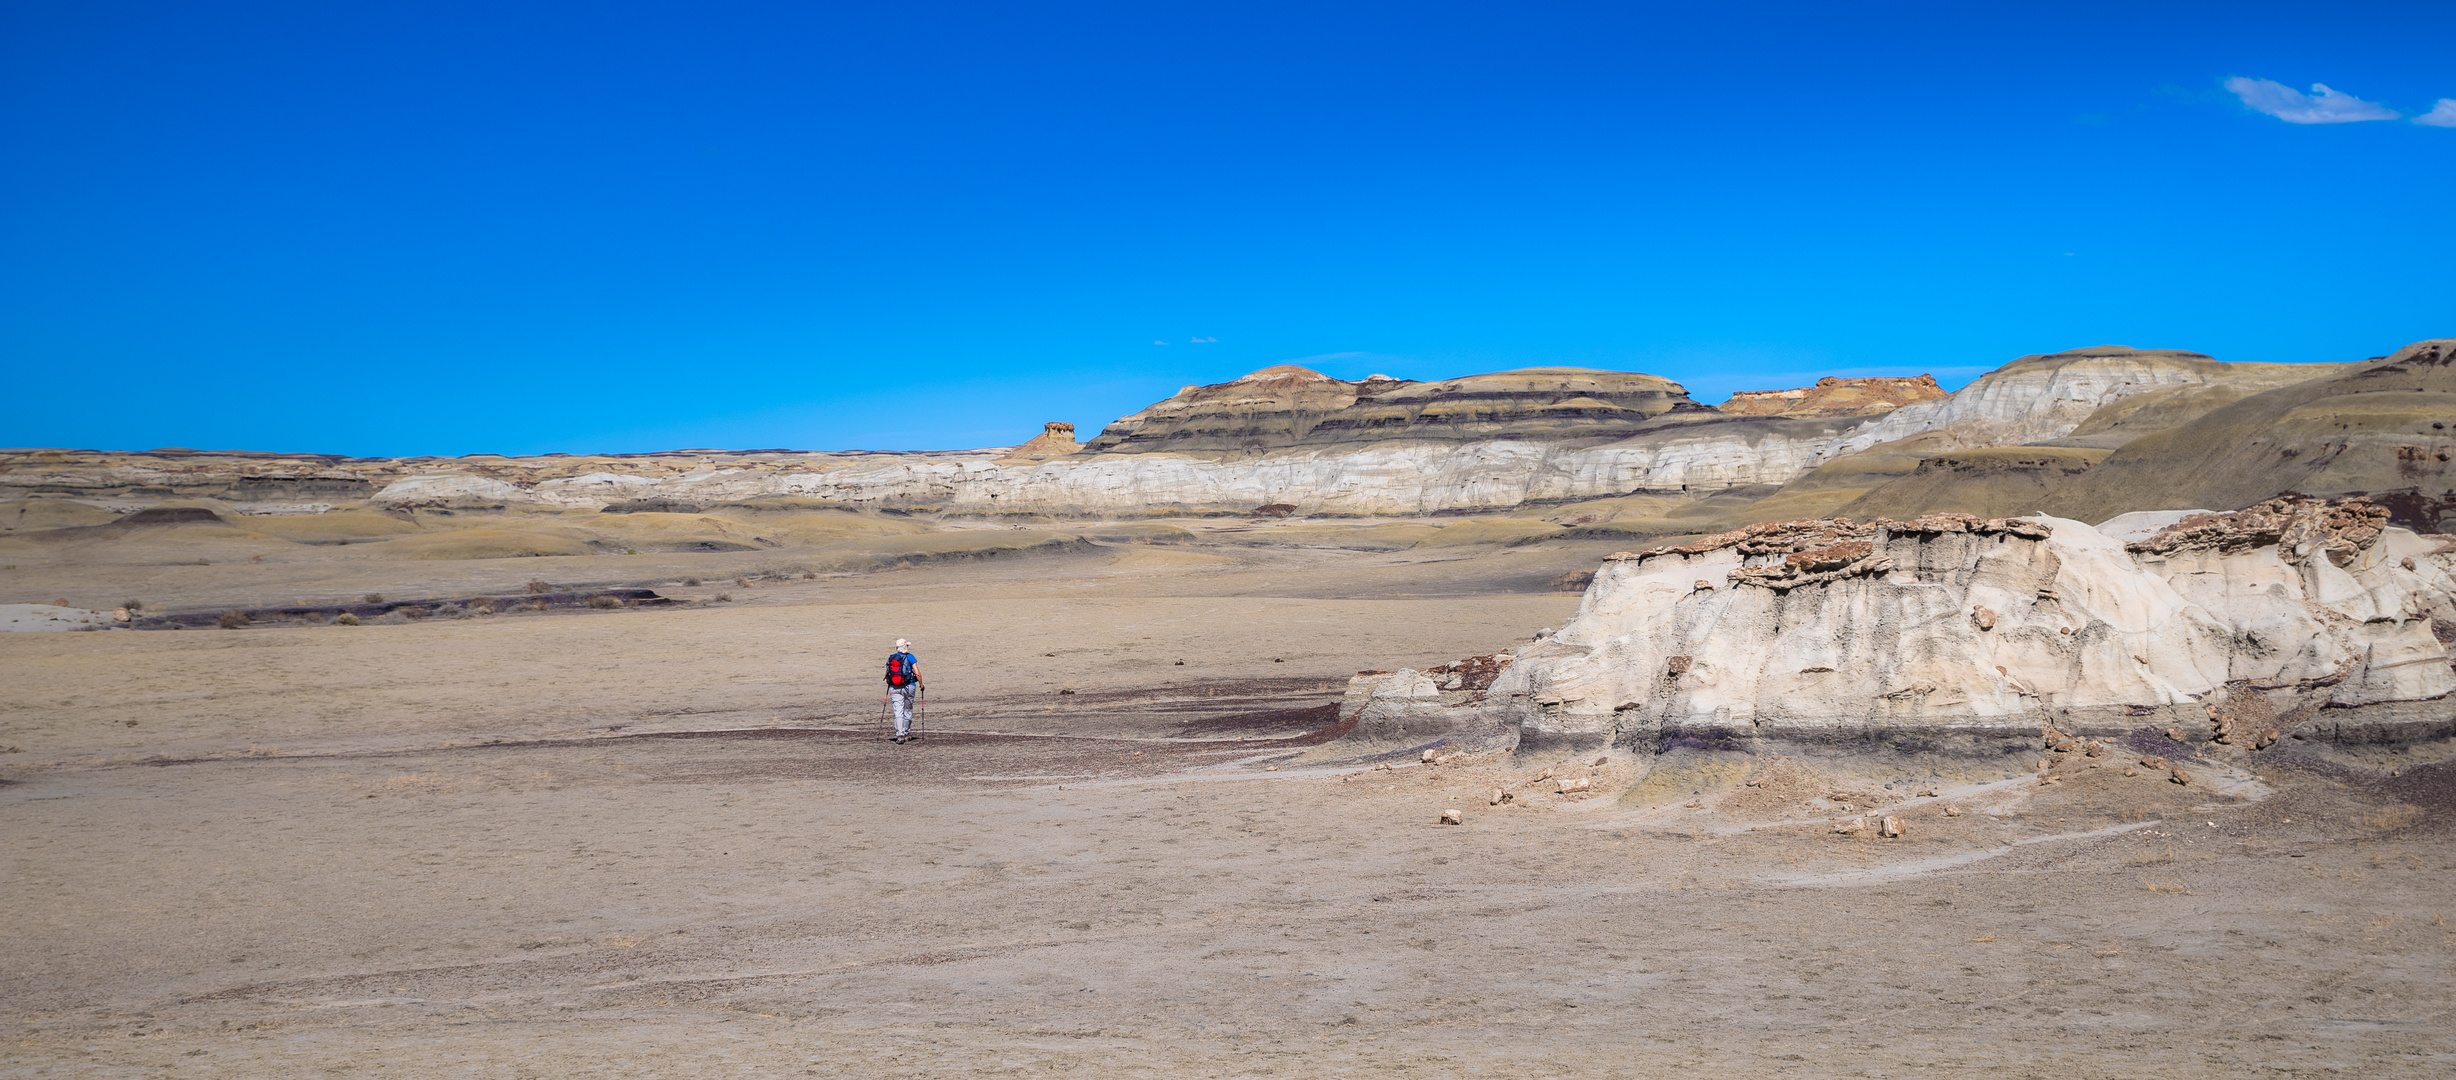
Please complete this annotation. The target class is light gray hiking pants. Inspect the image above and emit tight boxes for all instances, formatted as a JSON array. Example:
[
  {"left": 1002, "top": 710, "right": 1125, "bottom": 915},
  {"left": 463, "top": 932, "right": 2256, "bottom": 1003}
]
[{"left": 889, "top": 685, "right": 917, "bottom": 737}]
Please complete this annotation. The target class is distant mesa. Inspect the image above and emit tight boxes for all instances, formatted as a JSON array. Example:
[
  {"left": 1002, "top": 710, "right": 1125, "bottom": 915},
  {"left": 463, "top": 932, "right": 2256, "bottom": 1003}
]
[
  {"left": 1000, "top": 421, "right": 1085, "bottom": 462},
  {"left": 1082, "top": 363, "right": 1705, "bottom": 455},
  {"left": 1717, "top": 374, "right": 1946, "bottom": 419}
]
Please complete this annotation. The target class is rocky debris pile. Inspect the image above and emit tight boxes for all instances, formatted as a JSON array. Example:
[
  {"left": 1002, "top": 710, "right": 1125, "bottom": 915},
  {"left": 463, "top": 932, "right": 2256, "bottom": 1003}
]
[
  {"left": 2126, "top": 495, "right": 2389, "bottom": 566},
  {"left": 1717, "top": 374, "right": 1947, "bottom": 419},
  {"left": 1607, "top": 514, "right": 2053, "bottom": 591},
  {"left": 1421, "top": 652, "right": 1517, "bottom": 693}
]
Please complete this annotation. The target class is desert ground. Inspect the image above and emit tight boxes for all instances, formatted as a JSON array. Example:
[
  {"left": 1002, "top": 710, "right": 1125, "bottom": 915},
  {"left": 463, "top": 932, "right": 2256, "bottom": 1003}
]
[{"left": 3, "top": 513, "right": 2452, "bottom": 1077}]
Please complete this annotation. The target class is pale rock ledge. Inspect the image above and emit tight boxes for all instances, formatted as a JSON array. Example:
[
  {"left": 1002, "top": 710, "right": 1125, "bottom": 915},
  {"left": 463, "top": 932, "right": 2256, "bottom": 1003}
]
[{"left": 1342, "top": 498, "right": 2456, "bottom": 756}]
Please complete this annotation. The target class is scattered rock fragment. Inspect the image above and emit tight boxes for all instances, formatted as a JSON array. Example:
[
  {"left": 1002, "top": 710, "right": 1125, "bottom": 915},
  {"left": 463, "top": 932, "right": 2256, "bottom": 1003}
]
[
  {"left": 1422, "top": 749, "right": 1441, "bottom": 763},
  {"left": 2140, "top": 755, "right": 2168, "bottom": 770},
  {"left": 1833, "top": 816, "right": 1867, "bottom": 835},
  {"left": 1971, "top": 606, "right": 1997, "bottom": 631},
  {"left": 2169, "top": 767, "right": 2191, "bottom": 786},
  {"left": 1556, "top": 777, "right": 1591, "bottom": 794},
  {"left": 1439, "top": 808, "right": 1464, "bottom": 825},
  {"left": 2252, "top": 728, "right": 2280, "bottom": 751},
  {"left": 1943, "top": 806, "right": 1964, "bottom": 817},
  {"left": 1490, "top": 789, "right": 1511, "bottom": 806},
  {"left": 1879, "top": 815, "right": 1904, "bottom": 838},
  {"left": 2124, "top": 767, "right": 2139, "bottom": 777},
  {"left": 2165, "top": 727, "right": 2187, "bottom": 743}
]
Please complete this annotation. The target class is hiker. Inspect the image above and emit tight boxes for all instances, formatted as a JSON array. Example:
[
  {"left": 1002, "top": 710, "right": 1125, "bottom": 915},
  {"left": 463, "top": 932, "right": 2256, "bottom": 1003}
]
[{"left": 884, "top": 638, "right": 923, "bottom": 743}]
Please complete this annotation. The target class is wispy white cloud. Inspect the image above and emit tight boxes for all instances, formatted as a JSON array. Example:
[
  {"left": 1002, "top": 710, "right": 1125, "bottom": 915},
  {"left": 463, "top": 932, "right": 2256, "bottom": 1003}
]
[
  {"left": 2417, "top": 99, "right": 2456, "bottom": 128},
  {"left": 2224, "top": 77, "right": 2399, "bottom": 124}
]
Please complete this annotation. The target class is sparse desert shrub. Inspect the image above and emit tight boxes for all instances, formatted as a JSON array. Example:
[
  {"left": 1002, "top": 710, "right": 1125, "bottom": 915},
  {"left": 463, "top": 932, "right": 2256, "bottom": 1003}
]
[
  {"left": 735, "top": 576, "right": 750, "bottom": 587},
  {"left": 1551, "top": 570, "right": 1596, "bottom": 593},
  {"left": 335, "top": 613, "right": 360, "bottom": 626},
  {"left": 625, "top": 548, "right": 638, "bottom": 555},
  {"left": 363, "top": 593, "right": 385, "bottom": 604},
  {"left": 588, "top": 594, "right": 623, "bottom": 609},
  {"left": 122, "top": 598, "right": 144, "bottom": 612},
  {"left": 2361, "top": 805, "right": 2425, "bottom": 832},
  {"left": 435, "top": 604, "right": 464, "bottom": 618},
  {"left": 802, "top": 571, "right": 815, "bottom": 580},
  {"left": 527, "top": 599, "right": 548, "bottom": 612},
  {"left": 684, "top": 577, "right": 702, "bottom": 587},
  {"left": 216, "top": 610, "right": 251, "bottom": 629},
  {"left": 51, "top": 597, "right": 70, "bottom": 607},
  {"left": 526, "top": 579, "right": 551, "bottom": 594},
  {"left": 712, "top": 592, "right": 732, "bottom": 603},
  {"left": 470, "top": 599, "right": 497, "bottom": 615},
  {"left": 402, "top": 606, "right": 430, "bottom": 620}
]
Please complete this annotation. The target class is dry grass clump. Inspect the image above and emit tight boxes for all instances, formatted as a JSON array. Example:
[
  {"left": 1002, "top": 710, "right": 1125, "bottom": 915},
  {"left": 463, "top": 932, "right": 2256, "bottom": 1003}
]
[
  {"left": 2361, "top": 805, "right": 2426, "bottom": 832},
  {"left": 712, "top": 592, "right": 733, "bottom": 603},
  {"left": 334, "top": 613, "right": 360, "bottom": 626},
  {"left": 215, "top": 610, "right": 250, "bottom": 629},
  {"left": 363, "top": 593, "right": 385, "bottom": 604},
  {"left": 526, "top": 579, "right": 551, "bottom": 594},
  {"left": 121, "top": 598, "right": 144, "bottom": 612},
  {"left": 469, "top": 598, "right": 497, "bottom": 615},
  {"left": 587, "top": 594, "right": 623, "bottom": 609},
  {"left": 684, "top": 577, "right": 702, "bottom": 587},
  {"left": 51, "top": 597, "right": 70, "bottom": 607}
]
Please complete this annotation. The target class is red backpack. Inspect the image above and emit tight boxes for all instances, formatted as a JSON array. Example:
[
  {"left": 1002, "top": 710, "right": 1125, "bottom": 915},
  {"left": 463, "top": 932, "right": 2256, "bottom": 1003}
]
[{"left": 886, "top": 652, "right": 916, "bottom": 687}]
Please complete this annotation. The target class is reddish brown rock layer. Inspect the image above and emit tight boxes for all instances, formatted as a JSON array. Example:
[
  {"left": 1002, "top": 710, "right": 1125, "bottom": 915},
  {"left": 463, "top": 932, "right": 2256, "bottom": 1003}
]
[{"left": 1716, "top": 375, "right": 1946, "bottom": 419}]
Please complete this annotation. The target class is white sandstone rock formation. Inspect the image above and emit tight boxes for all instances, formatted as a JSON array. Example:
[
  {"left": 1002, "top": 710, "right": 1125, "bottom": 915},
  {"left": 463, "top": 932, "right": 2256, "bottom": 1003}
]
[{"left": 1347, "top": 498, "right": 2456, "bottom": 755}]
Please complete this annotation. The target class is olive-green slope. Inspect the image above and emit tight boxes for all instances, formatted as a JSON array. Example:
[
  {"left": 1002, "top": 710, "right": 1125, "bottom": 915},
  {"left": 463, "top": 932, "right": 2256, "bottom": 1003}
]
[{"left": 2037, "top": 338, "right": 2456, "bottom": 528}]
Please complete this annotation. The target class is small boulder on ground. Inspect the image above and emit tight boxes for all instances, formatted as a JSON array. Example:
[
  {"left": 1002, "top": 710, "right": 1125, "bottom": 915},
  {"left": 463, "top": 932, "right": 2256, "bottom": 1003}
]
[{"left": 1439, "top": 808, "right": 1464, "bottom": 825}]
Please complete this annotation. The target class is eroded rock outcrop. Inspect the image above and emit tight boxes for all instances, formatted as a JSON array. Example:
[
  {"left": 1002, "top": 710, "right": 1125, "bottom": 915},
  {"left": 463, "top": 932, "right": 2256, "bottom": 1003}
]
[
  {"left": 1718, "top": 375, "right": 1946, "bottom": 419},
  {"left": 1345, "top": 498, "right": 2456, "bottom": 754}
]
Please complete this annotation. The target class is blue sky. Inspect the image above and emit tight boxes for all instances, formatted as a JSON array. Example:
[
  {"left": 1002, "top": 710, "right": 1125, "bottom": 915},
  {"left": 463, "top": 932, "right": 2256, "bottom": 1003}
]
[{"left": 5, "top": 1, "right": 2452, "bottom": 456}]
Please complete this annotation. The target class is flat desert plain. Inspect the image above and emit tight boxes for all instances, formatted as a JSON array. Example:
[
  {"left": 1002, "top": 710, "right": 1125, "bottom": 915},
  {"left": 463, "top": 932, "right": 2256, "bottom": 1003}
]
[{"left": 3, "top": 525, "right": 2452, "bottom": 1077}]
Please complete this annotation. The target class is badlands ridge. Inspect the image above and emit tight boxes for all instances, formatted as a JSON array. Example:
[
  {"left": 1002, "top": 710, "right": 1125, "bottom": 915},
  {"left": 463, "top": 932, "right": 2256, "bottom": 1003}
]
[{"left": 7, "top": 336, "right": 2455, "bottom": 758}]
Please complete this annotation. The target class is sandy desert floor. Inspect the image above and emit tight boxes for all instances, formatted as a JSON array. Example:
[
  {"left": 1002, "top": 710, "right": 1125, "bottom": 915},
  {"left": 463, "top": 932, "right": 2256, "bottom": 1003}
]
[{"left": 3, "top": 526, "right": 2452, "bottom": 1077}]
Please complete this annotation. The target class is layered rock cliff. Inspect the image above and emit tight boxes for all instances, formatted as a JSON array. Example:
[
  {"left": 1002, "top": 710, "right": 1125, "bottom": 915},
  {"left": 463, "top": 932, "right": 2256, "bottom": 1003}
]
[
  {"left": 1344, "top": 499, "right": 2456, "bottom": 753},
  {"left": 0, "top": 344, "right": 2382, "bottom": 519},
  {"left": 1717, "top": 375, "right": 1945, "bottom": 419}
]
